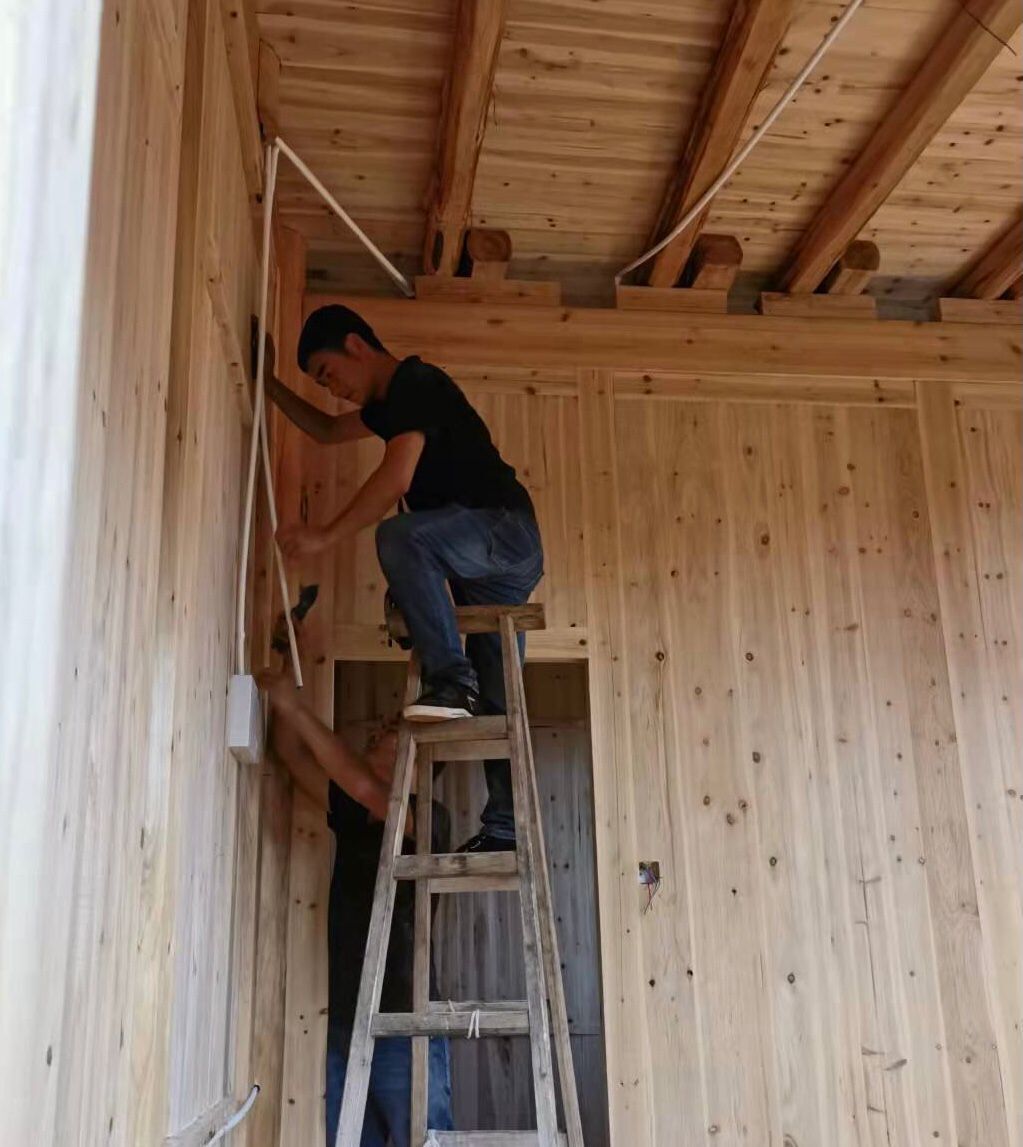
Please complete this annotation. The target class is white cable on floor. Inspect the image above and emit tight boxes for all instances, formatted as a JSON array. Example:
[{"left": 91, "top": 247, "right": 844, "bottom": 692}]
[
  {"left": 275, "top": 136, "right": 415, "bottom": 299},
  {"left": 206, "top": 1084, "right": 260, "bottom": 1146},
  {"left": 236, "top": 142, "right": 302, "bottom": 687},
  {"left": 615, "top": 0, "right": 866, "bottom": 285}
]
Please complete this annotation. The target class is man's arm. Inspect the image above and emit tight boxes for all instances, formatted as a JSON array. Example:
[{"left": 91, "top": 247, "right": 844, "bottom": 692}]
[
  {"left": 278, "top": 431, "right": 424, "bottom": 558},
  {"left": 261, "top": 673, "right": 412, "bottom": 832},
  {"left": 266, "top": 375, "right": 371, "bottom": 445}
]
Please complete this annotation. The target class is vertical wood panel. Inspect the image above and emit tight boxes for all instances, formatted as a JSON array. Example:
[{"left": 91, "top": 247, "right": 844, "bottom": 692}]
[
  {"left": 577, "top": 370, "right": 654, "bottom": 1143},
  {"left": 612, "top": 392, "right": 1016, "bottom": 1145},
  {"left": 918, "top": 386, "right": 1023, "bottom": 1147},
  {"left": 0, "top": 0, "right": 271, "bottom": 1139}
]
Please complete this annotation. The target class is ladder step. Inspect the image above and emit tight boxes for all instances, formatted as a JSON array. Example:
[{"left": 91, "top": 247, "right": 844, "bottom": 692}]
[
  {"left": 387, "top": 602, "right": 546, "bottom": 638},
  {"left": 426, "top": 1134, "right": 568, "bottom": 1146},
  {"left": 393, "top": 853, "right": 518, "bottom": 882},
  {"left": 410, "top": 716, "right": 508, "bottom": 744},
  {"left": 371, "top": 1009, "right": 529, "bottom": 1038},
  {"left": 424, "top": 737, "right": 511, "bottom": 761}
]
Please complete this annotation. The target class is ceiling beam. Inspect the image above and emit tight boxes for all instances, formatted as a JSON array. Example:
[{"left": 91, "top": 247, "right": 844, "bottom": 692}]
[
  {"left": 422, "top": 0, "right": 508, "bottom": 276},
  {"left": 306, "top": 294, "right": 1021, "bottom": 383},
  {"left": 951, "top": 212, "right": 1023, "bottom": 299},
  {"left": 778, "top": 0, "right": 1022, "bottom": 294},
  {"left": 643, "top": 0, "right": 799, "bottom": 289}
]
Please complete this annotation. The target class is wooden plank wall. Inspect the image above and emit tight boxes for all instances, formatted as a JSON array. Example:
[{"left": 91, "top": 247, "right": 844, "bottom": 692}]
[
  {"left": 280, "top": 350, "right": 1021, "bottom": 1145},
  {"left": 0, "top": 0, "right": 287, "bottom": 1143}
]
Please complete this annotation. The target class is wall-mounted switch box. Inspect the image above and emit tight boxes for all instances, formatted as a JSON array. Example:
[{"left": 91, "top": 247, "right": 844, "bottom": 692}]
[{"left": 227, "top": 673, "right": 264, "bottom": 764}]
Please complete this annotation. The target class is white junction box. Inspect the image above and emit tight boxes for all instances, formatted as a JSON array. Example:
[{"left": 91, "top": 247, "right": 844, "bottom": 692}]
[{"left": 227, "top": 673, "right": 264, "bottom": 764}]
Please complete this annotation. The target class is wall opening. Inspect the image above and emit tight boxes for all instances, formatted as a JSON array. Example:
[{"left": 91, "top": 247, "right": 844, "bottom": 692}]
[{"left": 334, "top": 659, "right": 609, "bottom": 1144}]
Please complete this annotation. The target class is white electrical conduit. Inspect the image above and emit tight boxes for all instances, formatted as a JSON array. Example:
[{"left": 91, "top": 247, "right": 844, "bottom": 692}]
[
  {"left": 615, "top": 0, "right": 866, "bottom": 284},
  {"left": 275, "top": 137, "right": 415, "bottom": 299},
  {"left": 206, "top": 1085, "right": 261, "bottom": 1146},
  {"left": 237, "top": 138, "right": 416, "bottom": 685},
  {"left": 237, "top": 143, "right": 303, "bottom": 685}
]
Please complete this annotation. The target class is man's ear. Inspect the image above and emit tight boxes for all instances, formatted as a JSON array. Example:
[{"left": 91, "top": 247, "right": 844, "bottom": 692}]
[{"left": 343, "top": 332, "right": 367, "bottom": 359}]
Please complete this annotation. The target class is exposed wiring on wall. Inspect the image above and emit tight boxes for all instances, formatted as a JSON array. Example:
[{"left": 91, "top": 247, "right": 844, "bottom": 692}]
[
  {"left": 639, "top": 861, "right": 661, "bottom": 915},
  {"left": 275, "top": 137, "right": 414, "bottom": 298},
  {"left": 236, "top": 137, "right": 414, "bottom": 686},
  {"left": 614, "top": 0, "right": 866, "bottom": 285},
  {"left": 206, "top": 1085, "right": 260, "bottom": 1146},
  {"left": 236, "top": 142, "right": 302, "bottom": 686}
]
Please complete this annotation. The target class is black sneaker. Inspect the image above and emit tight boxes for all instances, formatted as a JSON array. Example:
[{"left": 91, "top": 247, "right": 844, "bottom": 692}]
[
  {"left": 457, "top": 831, "right": 517, "bottom": 854},
  {"left": 403, "top": 681, "right": 480, "bottom": 723}
]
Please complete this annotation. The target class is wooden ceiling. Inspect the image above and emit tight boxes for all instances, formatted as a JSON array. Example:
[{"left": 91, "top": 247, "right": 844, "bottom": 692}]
[{"left": 256, "top": 0, "right": 1022, "bottom": 308}]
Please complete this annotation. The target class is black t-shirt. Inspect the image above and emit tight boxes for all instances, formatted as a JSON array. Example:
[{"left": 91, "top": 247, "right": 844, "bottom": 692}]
[
  {"left": 327, "top": 784, "right": 450, "bottom": 1028},
  {"left": 360, "top": 357, "right": 534, "bottom": 515}
]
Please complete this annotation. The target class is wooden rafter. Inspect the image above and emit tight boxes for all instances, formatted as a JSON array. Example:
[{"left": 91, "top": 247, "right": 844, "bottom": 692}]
[
  {"left": 422, "top": 0, "right": 508, "bottom": 276},
  {"left": 778, "top": 0, "right": 1022, "bottom": 294},
  {"left": 643, "top": 0, "right": 799, "bottom": 289},
  {"left": 951, "top": 212, "right": 1023, "bottom": 299}
]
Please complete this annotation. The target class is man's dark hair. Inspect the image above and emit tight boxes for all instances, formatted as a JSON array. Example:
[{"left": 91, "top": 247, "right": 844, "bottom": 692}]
[{"left": 297, "top": 304, "right": 386, "bottom": 372}]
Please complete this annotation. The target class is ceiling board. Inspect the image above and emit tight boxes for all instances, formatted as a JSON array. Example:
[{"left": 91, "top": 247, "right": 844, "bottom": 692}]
[{"left": 258, "top": 0, "right": 1021, "bottom": 300}]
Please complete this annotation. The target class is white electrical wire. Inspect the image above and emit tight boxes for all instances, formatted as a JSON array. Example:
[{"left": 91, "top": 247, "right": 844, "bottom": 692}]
[
  {"left": 615, "top": 0, "right": 866, "bottom": 284},
  {"left": 275, "top": 137, "right": 415, "bottom": 298},
  {"left": 236, "top": 135, "right": 414, "bottom": 685},
  {"left": 236, "top": 142, "right": 302, "bottom": 687},
  {"left": 206, "top": 1084, "right": 260, "bottom": 1146}
]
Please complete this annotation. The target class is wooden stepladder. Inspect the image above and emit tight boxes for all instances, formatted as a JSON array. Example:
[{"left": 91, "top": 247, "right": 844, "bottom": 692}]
[{"left": 335, "top": 604, "right": 584, "bottom": 1147}]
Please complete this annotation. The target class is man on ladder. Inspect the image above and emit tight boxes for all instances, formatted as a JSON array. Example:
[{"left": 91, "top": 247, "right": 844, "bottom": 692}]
[{"left": 269, "top": 303, "right": 544, "bottom": 855}]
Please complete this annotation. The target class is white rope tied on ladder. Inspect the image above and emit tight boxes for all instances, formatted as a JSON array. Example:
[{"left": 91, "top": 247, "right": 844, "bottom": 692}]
[{"left": 445, "top": 999, "right": 481, "bottom": 1039}]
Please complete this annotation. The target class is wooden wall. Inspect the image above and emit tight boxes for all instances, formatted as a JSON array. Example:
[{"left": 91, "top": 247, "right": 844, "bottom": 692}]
[
  {"left": 281, "top": 314, "right": 1021, "bottom": 1146},
  {"left": 0, "top": 0, "right": 286, "bottom": 1143}
]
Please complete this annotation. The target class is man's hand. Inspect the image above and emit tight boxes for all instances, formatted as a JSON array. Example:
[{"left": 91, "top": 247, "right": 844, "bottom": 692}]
[{"left": 277, "top": 522, "right": 332, "bottom": 560}]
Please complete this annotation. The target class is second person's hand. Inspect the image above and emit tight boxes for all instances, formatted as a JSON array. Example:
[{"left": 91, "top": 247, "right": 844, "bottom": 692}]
[{"left": 277, "top": 522, "right": 331, "bottom": 560}]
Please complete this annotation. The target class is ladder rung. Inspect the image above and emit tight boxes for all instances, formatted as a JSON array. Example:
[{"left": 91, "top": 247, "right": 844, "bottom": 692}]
[
  {"left": 393, "top": 852, "right": 518, "bottom": 882},
  {"left": 411, "top": 716, "right": 508, "bottom": 744},
  {"left": 426, "top": 1134, "right": 568, "bottom": 1146},
  {"left": 429, "top": 874, "right": 519, "bottom": 894},
  {"left": 427, "top": 999, "right": 526, "bottom": 1013},
  {"left": 387, "top": 602, "right": 546, "bottom": 638},
  {"left": 425, "top": 737, "right": 511, "bottom": 761},
  {"left": 371, "top": 1009, "right": 529, "bottom": 1037}
]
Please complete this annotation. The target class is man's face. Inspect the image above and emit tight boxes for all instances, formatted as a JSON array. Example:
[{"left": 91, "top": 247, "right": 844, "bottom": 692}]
[{"left": 306, "top": 334, "right": 376, "bottom": 406}]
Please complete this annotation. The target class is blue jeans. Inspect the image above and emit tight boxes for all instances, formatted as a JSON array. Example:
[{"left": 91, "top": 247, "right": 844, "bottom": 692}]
[
  {"left": 376, "top": 506, "right": 544, "bottom": 840},
  {"left": 326, "top": 1026, "right": 452, "bottom": 1147}
]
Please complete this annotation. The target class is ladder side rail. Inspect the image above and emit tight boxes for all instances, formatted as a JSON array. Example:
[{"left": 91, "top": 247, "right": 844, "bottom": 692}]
[
  {"left": 500, "top": 615, "right": 560, "bottom": 1144},
  {"left": 513, "top": 663, "right": 585, "bottom": 1146},
  {"left": 335, "top": 657, "right": 423, "bottom": 1147},
  {"left": 411, "top": 743, "right": 435, "bottom": 1140}
]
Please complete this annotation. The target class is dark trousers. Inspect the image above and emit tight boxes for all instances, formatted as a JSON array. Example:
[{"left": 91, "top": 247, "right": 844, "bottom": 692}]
[
  {"left": 375, "top": 506, "right": 543, "bottom": 839},
  {"left": 325, "top": 1025, "right": 452, "bottom": 1147}
]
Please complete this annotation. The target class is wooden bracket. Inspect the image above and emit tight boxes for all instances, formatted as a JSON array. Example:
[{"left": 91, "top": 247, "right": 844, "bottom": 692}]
[
  {"left": 820, "top": 240, "right": 880, "bottom": 296},
  {"left": 758, "top": 292, "right": 878, "bottom": 319},
  {"left": 686, "top": 233, "right": 743, "bottom": 292},
  {"left": 616, "top": 285, "right": 728, "bottom": 314},
  {"left": 937, "top": 297, "right": 1023, "bottom": 325},
  {"left": 465, "top": 227, "right": 512, "bottom": 283}
]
